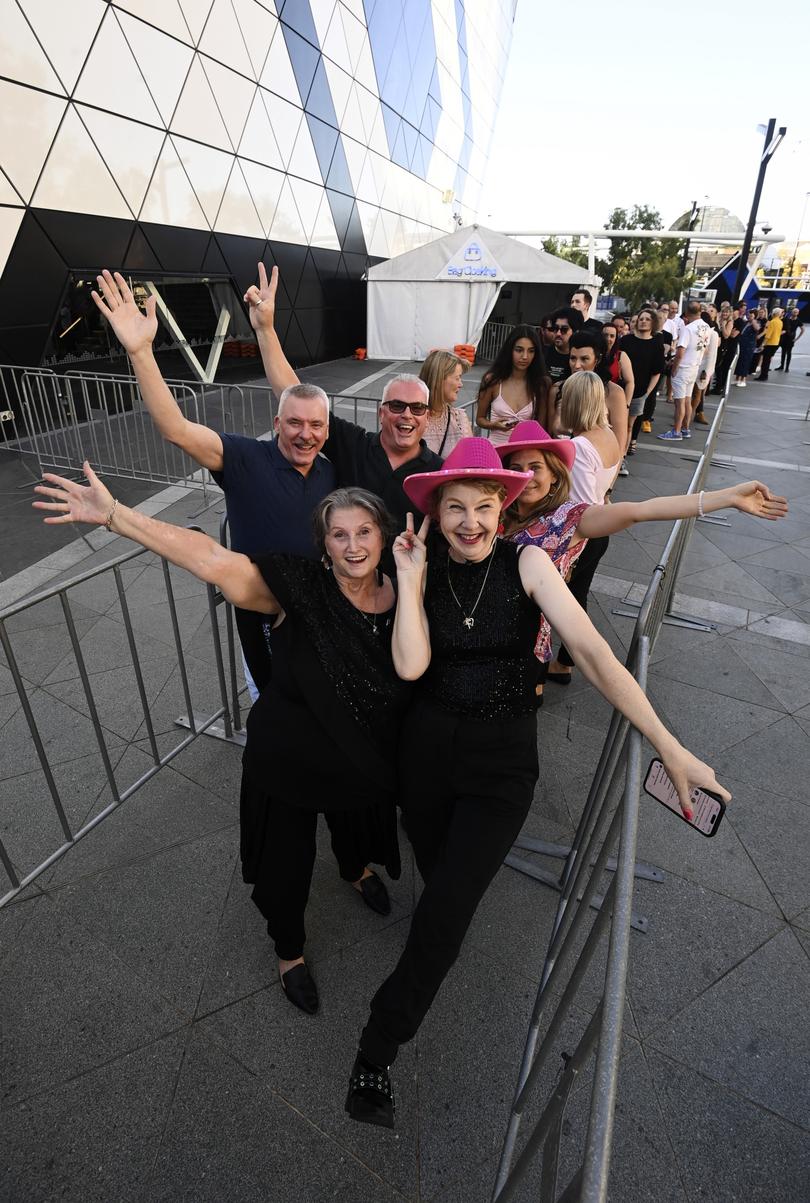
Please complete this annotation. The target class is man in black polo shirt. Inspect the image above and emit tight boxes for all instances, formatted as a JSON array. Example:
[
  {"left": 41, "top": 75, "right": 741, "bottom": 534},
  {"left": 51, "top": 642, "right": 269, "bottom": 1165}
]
[
  {"left": 543, "top": 306, "right": 584, "bottom": 384},
  {"left": 570, "top": 288, "right": 603, "bottom": 332},
  {"left": 245, "top": 265, "right": 443, "bottom": 528},
  {"left": 89, "top": 271, "right": 334, "bottom": 694}
]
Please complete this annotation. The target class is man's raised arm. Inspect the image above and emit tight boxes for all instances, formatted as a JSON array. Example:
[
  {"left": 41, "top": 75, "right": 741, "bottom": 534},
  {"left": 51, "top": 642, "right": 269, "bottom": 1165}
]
[
  {"left": 92, "top": 272, "right": 224, "bottom": 472},
  {"left": 244, "top": 264, "right": 301, "bottom": 399}
]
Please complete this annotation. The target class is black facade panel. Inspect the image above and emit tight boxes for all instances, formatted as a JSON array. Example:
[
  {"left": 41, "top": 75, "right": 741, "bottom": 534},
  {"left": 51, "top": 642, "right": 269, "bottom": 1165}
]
[
  {"left": 213, "top": 233, "right": 269, "bottom": 296},
  {"left": 140, "top": 223, "right": 210, "bottom": 273},
  {"left": 0, "top": 212, "right": 68, "bottom": 332},
  {"left": 124, "top": 226, "right": 163, "bottom": 272},
  {"left": 34, "top": 210, "right": 134, "bottom": 271}
]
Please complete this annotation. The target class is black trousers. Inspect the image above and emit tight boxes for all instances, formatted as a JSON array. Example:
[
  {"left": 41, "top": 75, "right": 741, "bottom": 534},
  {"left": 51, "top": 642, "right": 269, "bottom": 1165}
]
[
  {"left": 359, "top": 704, "right": 537, "bottom": 1066},
  {"left": 777, "top": 338, "right": 794, "bottom": 370},
  {"left": 557, "top": 535, "right": 610, "bottom": 668},
  {"left": 758, "top": 345, "right": 777, "bottom": 380},
  {"left": 251, "top": 802, "right": 367, "bottom": 960}
]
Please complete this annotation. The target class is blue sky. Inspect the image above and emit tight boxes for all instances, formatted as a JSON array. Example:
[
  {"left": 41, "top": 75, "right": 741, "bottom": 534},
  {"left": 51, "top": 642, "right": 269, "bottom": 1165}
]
[{"left": 479, "top": 0, "right": 810, "bottom": 258}]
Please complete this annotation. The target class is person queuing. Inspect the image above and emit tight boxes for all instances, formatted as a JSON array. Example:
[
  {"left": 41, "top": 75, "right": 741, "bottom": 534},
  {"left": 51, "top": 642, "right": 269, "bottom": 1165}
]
[
  {"left": 622, "top": 306, "right": 665, "bottom": 459},
  {"left": 709, "top": 302, "right": 737, "bottom": 396},
  {"left": 543, "top": 306, "right": 584, "bottom": 385},
  {"left": 570, "top": 288, "right": 603, "bottom": 331},
  {"left": 419, "top": 349, "right": 473, "bottom": 455},
  {"left": 657, "top": 300, "right": 710, "bottom": 441},
  {"left": 565, "top": 329, "right": 629, "bottom": 462},
  {"left": 733, "top": 315, "right": 757, "bottom": 387},
  {"left": 475, "top": 324, "right": 552, "bottom": 443},
  {"left": 663, "top": 301, "right": 685, "bottom": 404},
  {"left": 757, "top": 308, "right": 783, "bottom": 381},
  {"left": 34, "top": 470, "right": 410, "bottom": 1016},
  {"left": 611, "top": 314, "right": 629, "bottom": 340},
  {"left": 247, "top": 265, "right": 443, "bottom": 528},
  {"left": 601, "top": 321, "right": 635, "bottom": 410},
  {"left": 546, "top": 371, "right": 620, "bottom": 684},
  {"left": 343, "top": 436, "right": 733, "bottom": 1129},
  {"left": 90, "top": 271, "right": 332, "bottom": 703},
  {"left": 690, "top": 307, "right": 720, "bottom": 427},
  {"left": 538, "top": 314, "right": 556, "bottom": 351},
  {"left": 497, "top": 421, "right": 788, "bottom": 697},
  {"left": 776, "top": 307, "right": 804, "bottom": 372}
]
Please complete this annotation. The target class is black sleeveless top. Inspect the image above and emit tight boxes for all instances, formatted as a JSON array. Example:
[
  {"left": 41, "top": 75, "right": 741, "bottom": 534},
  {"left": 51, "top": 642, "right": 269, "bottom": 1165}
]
[{"left": 420, "top": 536, "right": 541, "bottom": 719}]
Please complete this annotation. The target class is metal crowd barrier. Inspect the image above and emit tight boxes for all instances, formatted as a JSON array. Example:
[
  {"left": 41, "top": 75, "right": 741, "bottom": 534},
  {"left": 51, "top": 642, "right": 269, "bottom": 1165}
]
[
  {"left": 492, "top": 354, "right": 737, "bottom": 1200},
  {"left": 478, "top": 319, "right": 516, "bottom": 362},
  {"left": 0, "top": 546, "right": 235, "bottom": 909}
]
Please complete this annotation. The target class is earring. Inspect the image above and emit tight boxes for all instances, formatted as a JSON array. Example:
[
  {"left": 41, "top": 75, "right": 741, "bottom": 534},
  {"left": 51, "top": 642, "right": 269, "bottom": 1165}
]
[{"left": 322, "top": 554, "right": 332, "bottom": 571}]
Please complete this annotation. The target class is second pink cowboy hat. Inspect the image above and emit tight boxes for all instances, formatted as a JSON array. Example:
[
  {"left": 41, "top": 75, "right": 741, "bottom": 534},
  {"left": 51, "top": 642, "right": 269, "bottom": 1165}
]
[
  {"left": 403, "top": 437, "right": 533, "bottom": 515},
  {"left": 493, "top": 420, "right": 577, "bottom": 472}
]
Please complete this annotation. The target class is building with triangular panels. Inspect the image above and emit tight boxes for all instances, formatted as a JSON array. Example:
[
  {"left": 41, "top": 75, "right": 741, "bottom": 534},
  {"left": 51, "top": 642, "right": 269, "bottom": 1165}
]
[{"left": 0, "top": 0, "right": 516, "bottom": 371}]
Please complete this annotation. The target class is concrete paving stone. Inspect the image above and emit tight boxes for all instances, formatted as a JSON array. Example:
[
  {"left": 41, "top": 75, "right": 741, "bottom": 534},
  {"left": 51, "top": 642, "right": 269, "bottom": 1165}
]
[
  {"left": 57, "top": 828, "right": 237, "bottom": 1016},
  {"left": 199, "top": 920, "right": 420, "bottom": 1199},
  {"left": 600, "top": 537, "right": 661, "bottom": 580},
  {"left": 0, "top": 688, "right": 20, "bottom": 731},
  {"left": 0, "top": 685, "right": 124, "bottom": 780},
  {"left": 103, "top": 561, "right": 209, "bottom": 614},
  {"left": 697, "top": 525, "right": 786, "bottom": 561},
  {"left": 648, "top": 623, "right": 726, "bottom": 667},
  {"left": 678, "top": 560, "right": 784, "bottom": 608},
  {"left": 725, "top": 635, "right": 810, "bottom": 712},
  {"left": 743, "top": 541, "right": 810, "bottom": 576},
  {"left": 41, "top": 612, "right": 174, "bottom": 685},
  {"left": 1, "top": 593, "right": 100, "bottom": 635},
  {"left": 120, "top": 757, "right": 236, "bottom": 847},
  {"left": 743, "top": 561, "right": 810, "bottom": 608},
  {"left": 0, "top": 891, "right": 42, "bottom": 971},
  {"left": 634, "top": 772, "right": 781, "bottom": 917},
  {"left": 0, "top": 1031, "right": 188, "bottom": 1203},
  {"left": 115, "top": 591, "right": 215, "bottom": 656},
  {"left": 0, "top": 662, "right": 23, "bottom": 695},
  {"left": 0, "top": 894, "right": 184, "bottom": 1106},
  {"left": 791, "top": 906, "right": 810, "bottom": 933},
  {"left": 723, "top": 775, "right": 810, "bottom": 920},
  {"left": 793, "top": 927, "right": 810, "bottom": 961},
  {"left": 793, "top": 703, "right": 810, "bottom": 737},
  {"left": 648, "top": 927, "right": 810, "bottom": 1130},
  {"left": 714, "top": 714, "right": 810, "bottom": 798},
  {"left": 52, "top": 559, "right": 150, "bottom": 615},
  {"left": 646, "top": 1051, "right": 810, "bottom": 1203},
  {"left": 678, "top": 530, "right": 734, "bottom": 576},
  {"left": 42, "top": 657, "right": 180, "bottom": 741},
  {"left": 643, "top": 672, "right": 783, "bottom": 758},
  {"left": 537, "top": 709, "right": 609, "bottom": 788},
  {"left": 650, "top": 639, "right": 791, "bottom": 713},
  {"left": 0, "top": 614, "right": 101, "bottom": 685},
  {"left": 745, "top": 609, "right": 810, "bottom": 647},
  {"left": 129, "top": 650, "right": 234, "bottom": 740},
  {"left": 135, "top": 727, "right": 244, "bottom": 804},
  {"left": 148, "top": 1027, "right": 404, "bottom": 1203}
]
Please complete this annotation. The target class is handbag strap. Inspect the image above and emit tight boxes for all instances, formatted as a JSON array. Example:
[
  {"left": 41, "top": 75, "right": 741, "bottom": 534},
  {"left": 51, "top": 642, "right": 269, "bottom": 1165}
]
[{"left": 436, "top": 407, "right": 453, "bottom": 458}]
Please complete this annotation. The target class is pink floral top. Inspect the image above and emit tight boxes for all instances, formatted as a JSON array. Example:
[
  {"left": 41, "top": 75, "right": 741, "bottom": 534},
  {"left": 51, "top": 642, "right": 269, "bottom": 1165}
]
[
  {"left": 506, "top": 500, "right": 589, "bottom": 661},
  {"left": 424, "top": 405, "right": 473, "bottom": 457}
]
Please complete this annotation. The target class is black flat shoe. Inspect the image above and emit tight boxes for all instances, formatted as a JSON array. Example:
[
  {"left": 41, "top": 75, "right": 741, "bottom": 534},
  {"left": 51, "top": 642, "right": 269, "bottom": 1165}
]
[
  {"left": 356, "top": 872, "right": 391, "bottom": 916},
  {"left": 546, "top": 670, "right": 572, "bottom": 685},
  {"left": 345, "top": 1055, "right": 395, "bottom": 1129},
  {"left": 280, "top": 963, "right": 319, "bottom": 1014}
]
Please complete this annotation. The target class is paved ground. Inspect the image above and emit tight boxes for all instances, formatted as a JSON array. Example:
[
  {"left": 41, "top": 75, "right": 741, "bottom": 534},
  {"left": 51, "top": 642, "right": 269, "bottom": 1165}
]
[{"left": 1, "top": 352, "right": 809, "bottom": 1201}]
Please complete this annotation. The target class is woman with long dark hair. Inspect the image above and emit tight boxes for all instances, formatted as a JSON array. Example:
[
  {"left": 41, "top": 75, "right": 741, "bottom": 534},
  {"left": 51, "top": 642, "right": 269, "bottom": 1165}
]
[{"left": 476, "top": 324, "right": 552, "bottom": 441}]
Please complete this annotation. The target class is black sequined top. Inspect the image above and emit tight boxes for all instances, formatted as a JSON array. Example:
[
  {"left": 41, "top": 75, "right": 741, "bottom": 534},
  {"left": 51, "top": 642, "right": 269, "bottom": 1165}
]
[{"left": 420, "top": 537, "right": 541, "bottom": 719}]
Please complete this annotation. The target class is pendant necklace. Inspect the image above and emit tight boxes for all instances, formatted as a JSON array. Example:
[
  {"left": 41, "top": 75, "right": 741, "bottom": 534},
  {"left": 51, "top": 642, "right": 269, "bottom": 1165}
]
[{"left": 446, "top": 540, "right": 497, "bottom": 630}]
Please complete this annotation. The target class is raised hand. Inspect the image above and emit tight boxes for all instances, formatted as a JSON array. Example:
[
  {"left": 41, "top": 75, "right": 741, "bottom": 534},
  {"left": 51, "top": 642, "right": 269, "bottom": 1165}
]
[
  {"left": 731, "top": 481, "right": 789, "bottom": 521},
  {"left": 392, "top": 513, "right": 430, "bottom": 576},
  {"left": 33, "top": 461, "right": 115, "bottom": 527},
  {"left": 244, "top": 262, "right": 278, "bottom": 334},
  {"left": 91, "top": 271, "right": 158, "bottom": 357}
]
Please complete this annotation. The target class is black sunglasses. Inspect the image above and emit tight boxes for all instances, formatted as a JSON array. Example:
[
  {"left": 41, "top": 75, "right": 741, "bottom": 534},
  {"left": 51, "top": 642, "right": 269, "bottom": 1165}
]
[
  {"left": 553, "top": 325, "right": 571, "bottom": 334},
  {"left": 383, "top": 399, "right": 429, "bottom": 415}
]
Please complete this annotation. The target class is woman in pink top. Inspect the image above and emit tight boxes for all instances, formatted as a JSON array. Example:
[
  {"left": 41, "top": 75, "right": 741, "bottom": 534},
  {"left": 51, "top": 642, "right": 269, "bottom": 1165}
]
[
  {"left": 420, "top": 350, "right": 473, "bottom": 456},
  {"left": 476, "top": 325, "right": 552, "bottom": 444},
  {"left": 495, "top": 418, "right": 787, "bottom": 699}
]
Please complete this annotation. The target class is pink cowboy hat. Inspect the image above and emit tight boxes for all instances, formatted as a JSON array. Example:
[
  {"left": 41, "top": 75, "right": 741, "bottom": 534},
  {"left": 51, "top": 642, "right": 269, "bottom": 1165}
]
[
  {"left": 493, "top": 420, "right": 577, "bottom": 473},
  {"left": 403, "top": 437, "right": 533, "bottom": 514}
]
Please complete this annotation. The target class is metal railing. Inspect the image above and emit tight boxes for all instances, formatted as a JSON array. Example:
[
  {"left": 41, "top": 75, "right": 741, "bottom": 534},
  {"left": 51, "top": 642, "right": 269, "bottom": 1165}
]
[
  {"left": 0, "top": 545, "right": 235, "bottom": 908},
  {"left": 478, "top": 320, "right": 516, "bottom": 363},
  {"left": 491, "top": 359, "right": 737, "bottom": 1200}
]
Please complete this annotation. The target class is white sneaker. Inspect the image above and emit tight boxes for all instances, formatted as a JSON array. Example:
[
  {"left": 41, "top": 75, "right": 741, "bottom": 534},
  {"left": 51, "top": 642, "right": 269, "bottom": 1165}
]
[{"left": 739, "top": 380, "right": 746, "bottom": 388}]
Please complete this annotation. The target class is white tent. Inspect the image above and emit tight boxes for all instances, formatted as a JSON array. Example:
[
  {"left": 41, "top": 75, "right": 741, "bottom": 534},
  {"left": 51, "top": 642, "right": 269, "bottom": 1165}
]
[{"left": 366, "top": 224, "right": 595, "bottom": 359}]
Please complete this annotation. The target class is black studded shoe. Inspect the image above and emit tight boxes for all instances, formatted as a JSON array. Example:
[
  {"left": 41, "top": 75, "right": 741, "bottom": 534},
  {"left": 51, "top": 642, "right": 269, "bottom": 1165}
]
[
  {"left": 345, "top": 1054, "right": 395, "bottom": 1129},
  {"left": 356, "top": 872, "right": 391, "bottom": 916},
  {"left": 280, "top": 963, "right": 319, "bottom": 1015}
]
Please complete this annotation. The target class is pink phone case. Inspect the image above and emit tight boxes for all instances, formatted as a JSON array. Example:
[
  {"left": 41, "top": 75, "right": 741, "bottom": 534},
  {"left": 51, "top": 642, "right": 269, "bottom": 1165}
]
[{"left": 643, "top": 759, "right": 726, "bottom": 837}]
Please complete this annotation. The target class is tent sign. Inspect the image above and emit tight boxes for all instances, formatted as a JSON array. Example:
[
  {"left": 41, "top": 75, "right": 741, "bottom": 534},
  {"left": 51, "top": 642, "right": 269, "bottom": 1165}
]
[{"left": 437, "top": 236, "right": 505, "bottom": 282}]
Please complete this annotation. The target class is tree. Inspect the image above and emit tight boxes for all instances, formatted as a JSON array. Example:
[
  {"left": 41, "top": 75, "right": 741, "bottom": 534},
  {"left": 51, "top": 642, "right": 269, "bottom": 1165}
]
[
  {"left": 600, "top": 204, "right": 690, "bottom": 306},
  {"left": 541, "top": 236, "right": 588, "bottom": 268}
]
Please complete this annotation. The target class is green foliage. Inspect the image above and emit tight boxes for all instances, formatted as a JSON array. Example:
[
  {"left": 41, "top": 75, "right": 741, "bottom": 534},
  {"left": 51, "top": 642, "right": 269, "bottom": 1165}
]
[
  {"left": 542, "top": 236, "right": 588, "bottom": 268},
  {"left": 601, "top": 204, "right": 690, "bottom": 306}
]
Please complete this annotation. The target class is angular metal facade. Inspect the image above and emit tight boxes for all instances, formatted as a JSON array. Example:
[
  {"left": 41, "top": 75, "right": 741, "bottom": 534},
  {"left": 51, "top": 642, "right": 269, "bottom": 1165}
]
[{"left": 0, "top": 0, "right": 514, "bottom": 367}]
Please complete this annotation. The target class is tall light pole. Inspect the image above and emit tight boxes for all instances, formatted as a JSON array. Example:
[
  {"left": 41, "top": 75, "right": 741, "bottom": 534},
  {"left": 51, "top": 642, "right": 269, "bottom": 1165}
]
[
  {"left": 786, "top": 191, "right": 810, "bottom": 288},
  {"left": 732, "top": 118, "right": 787, "bottom": 306}
]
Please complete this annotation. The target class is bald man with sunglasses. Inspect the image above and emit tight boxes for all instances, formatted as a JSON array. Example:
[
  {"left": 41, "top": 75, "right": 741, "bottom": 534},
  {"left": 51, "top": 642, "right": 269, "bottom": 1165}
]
[{"left": 246, "top": 265, "right": 442, "bottom": 528}]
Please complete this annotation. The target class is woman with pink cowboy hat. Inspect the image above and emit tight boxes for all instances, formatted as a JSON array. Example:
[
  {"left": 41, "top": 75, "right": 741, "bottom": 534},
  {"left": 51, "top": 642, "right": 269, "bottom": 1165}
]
[
  {"left": 495, "top": 420, "right": 789, "bottom": 700},
  {"left": 345, "top": 436, "right": 735, "bottom": 1129}
]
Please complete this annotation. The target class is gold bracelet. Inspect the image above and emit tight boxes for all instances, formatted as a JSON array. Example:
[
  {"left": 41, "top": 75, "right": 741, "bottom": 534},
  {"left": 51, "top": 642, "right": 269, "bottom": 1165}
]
[{"left": 104, "top": 498, "right": 118, "bottom": 531}]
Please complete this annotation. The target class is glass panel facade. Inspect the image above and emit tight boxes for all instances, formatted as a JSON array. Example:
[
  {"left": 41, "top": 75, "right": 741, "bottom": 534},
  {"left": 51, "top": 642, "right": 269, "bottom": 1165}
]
[{"left": 0, "top": 0, "right": 515, "bottom": 367}]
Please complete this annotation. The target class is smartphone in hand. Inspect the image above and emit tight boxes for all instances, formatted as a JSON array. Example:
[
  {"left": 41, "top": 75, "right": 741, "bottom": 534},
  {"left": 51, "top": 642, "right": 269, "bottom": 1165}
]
[{"left": 643, "top": 759, "right": 726, "bottom": 837}]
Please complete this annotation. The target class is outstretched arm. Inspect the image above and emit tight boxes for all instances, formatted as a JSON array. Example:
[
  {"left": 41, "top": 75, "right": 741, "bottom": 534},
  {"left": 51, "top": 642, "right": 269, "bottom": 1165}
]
[
  {"left": 33, "top": 464, "right": 279, "bottom": 614},
  {"left": 91, "top": 272, "right": 224, "bottom": 472},
  {"left": 391, "top": 514, "right": 431, "bottom": 680},
  {"left": 518, "top": 545, "right": 731, "bottom": 817},
  {"left": 244, "top": 264, "right": 300, "bottom": 399},
  {"left": 576, "top": 480, "right": 788, "bottom": 540}
]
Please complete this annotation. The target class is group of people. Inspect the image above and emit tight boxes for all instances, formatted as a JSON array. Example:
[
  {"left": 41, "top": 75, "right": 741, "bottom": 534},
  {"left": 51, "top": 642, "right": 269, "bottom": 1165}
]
[{"left": 32, "top": 266, "right": 789, "bottom": 1134}]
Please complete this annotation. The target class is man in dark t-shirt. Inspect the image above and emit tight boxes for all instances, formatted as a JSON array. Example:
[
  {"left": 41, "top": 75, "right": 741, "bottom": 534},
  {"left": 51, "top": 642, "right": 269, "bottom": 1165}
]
[
  {"left": 570, "top": 288, "right": 603, "bottom": 332},
  {"left": 544, "top": 306, "right": 584, "bottom": 383}
]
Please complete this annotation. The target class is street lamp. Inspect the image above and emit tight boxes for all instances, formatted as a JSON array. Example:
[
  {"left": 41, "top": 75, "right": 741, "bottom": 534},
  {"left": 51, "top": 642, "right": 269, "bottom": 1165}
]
[
  {"left": 786, "top": 191, "right": 810, "bottom": 288},
  {"left": 731, "top": 118, "right": 787, "bottom": 306}
]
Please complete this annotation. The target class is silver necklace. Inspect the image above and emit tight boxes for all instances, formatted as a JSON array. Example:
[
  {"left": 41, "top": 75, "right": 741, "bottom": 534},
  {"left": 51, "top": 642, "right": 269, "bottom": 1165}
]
[{"left": 446, "top": 541, "right": 497, "bottom": 630}]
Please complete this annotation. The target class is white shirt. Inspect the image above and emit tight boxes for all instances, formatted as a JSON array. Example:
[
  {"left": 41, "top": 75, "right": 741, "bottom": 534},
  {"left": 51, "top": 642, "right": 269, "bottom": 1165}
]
[
  {"left": 664, "top": 316, "right": 685, "bottom": 342},
  {"left": 677, "top": 318, "right": 711, "bottom": 369}
]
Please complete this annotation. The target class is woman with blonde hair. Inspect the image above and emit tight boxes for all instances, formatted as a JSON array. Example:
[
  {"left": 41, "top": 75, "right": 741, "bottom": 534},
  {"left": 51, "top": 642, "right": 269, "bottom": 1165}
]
[{"left": 419, "top": 349, "right": 473, "bottom": 456}]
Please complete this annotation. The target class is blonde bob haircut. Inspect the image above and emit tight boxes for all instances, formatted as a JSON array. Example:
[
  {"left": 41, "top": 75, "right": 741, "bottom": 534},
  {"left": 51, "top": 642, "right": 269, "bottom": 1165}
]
[
  {"left": 559, "top": 371, "right": 609, "bottom": 435},
  {"left": 419, "top": 349, "right": 470, "bottom": 414}
]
